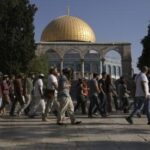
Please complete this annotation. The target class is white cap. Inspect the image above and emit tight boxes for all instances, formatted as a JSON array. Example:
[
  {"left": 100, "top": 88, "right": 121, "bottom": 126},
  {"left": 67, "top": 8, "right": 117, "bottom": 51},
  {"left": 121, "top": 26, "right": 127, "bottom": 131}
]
[
  {"left": 4, "top": 74, "right": 8, "bottom": 78},
  {"left": 39, "top": 73, "right": 44, "bottom": 77}
]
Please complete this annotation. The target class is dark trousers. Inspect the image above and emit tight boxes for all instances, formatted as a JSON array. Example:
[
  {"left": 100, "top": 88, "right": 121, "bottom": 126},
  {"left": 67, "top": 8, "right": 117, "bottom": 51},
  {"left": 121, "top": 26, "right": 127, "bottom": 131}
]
[
  {"left": 113, "top": 95, "right": 119, "bottom": 110},
  {"left": 145, "top": 98, "right": 150, "bottom": 122},
  {"left": 10, "top": 93, "right": 25, "bottom": 115},
  {"left": 99, "top": 92, "right": 107, "bottom": 114},
  {"left": 88, "top": 94, "right": 103, "bottom": 116},
  {"left": 75, "top": 95, "right": 87, "bottom": 114},
  {"left": 129, "top": 96, "right": 150, "bottom": 123},
  {"left": 129, "top": 97, "right": 145, "bottom": 118},
  {"left": 122, "top": 97, "right": 129, "bottom": 113},
  {"left": 43, "top": 89, "right": 56, "bottom": 117}
]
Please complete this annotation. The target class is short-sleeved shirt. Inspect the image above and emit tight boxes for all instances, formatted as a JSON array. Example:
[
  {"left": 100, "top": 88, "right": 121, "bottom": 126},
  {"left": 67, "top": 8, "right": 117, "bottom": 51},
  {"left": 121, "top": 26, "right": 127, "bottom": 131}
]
[
  {"left": 89, "top": 78, "right": 98, "bottom": 96},
  {"left": 98, "top": 79, "right": 106, "bottom": 93},
  {"left": 118, "top": 83, "right": 128, "bottom": 98},
  {"left": 47, "top": 74, "right": 58, "bottom": 90},
  {"left": 58, "top": 75, "right": 70, "bottom": 97},
  {"left": 14, "top": 78, "right": 23, "bottom": 95},
  {"left": 135, "top": 72, "right": 149, "bottom": 97},
  {"left": 76, "top": 82, "right": 83, "bottom": 96},
  {"left": 47, "top": 74, "right": 58, "bottom": 96},
  {"left": 34, "top": 78, "right": 43, "bottom": 97}
]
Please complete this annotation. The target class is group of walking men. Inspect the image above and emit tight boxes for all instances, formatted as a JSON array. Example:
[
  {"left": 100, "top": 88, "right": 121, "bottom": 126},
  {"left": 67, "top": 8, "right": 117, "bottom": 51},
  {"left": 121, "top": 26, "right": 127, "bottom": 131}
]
[
  {"left": 0, "top": 65, "right": 150, "bottom": 125},
  {"left": 0, "top": 68, "right": 81, "bottom": 125}
]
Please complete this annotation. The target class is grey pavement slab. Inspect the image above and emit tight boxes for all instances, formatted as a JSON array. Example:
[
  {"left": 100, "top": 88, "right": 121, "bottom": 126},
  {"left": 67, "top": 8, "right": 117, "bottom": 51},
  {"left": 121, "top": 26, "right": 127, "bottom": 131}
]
[{"left": 0, "top": 113, "right": 150, "bottom": 150}]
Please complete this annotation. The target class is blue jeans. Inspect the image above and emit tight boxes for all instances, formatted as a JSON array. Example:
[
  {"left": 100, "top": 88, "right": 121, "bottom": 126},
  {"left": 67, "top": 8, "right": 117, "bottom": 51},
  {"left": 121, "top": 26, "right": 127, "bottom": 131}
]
[
  {"left": 99, "top": 92, "right": 107, "bottom": 114},
  {"left": 88, "top": 94, "right": 103, "bottom": 116},
  {"left": 145, "top": 97, "right": 150, "bottom": 122},
  {"left": 129, "top": 96, "right": 150, "bottom": 122}
]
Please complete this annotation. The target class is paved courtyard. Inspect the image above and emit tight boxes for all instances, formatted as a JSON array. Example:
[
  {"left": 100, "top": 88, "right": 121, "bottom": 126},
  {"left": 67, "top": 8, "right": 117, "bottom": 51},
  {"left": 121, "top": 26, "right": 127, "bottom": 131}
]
[{"left": 0, "top": 113, "right": 150, "bottom": 150}]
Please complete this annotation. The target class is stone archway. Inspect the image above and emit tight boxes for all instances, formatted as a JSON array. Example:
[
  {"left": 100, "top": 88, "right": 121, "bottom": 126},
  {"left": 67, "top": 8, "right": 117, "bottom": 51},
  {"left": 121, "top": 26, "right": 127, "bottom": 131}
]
[
  {"left": 120, "top": 45, "right": 132, "bottom": 78},
  {"left": 36, "top": 42, "right": 132, "bottom": 79},
  {"left": 84, "top": 49, "right": 100, "bottom": 74},
  {"left": 104, "top": 50, "right": 122, "bottom": 79},
  {"left": 102, "top": 44, "right": 132, "bottom": 78},
  {"left": 45, "top": 49, "right": 61, "bottom": 69},
  {"left": 63, "top": 49, "right": 81, "bottom": 79}
]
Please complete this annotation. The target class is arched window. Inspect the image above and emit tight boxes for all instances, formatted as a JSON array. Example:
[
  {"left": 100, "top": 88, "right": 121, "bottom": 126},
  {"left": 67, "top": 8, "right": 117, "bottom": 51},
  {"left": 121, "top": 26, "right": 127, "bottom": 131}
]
[
  {"left": 84, "top": 49, "right": 99, "bottom": 73},
  {"left": 46, "top": 49, "right": 61, "bottom": 68},
  {"left": 64, "top": 50, "right": 80, "bottom": 71},
  {"left": 105, "top": 50, "right": 121, "bottom": 78}
]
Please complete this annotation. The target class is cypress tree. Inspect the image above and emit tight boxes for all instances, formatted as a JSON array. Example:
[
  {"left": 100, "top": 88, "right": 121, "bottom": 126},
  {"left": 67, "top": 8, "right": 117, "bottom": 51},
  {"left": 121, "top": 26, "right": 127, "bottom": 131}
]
[
  {"left": 137, "top": 24, "right": 150, "bottom": 69},
  {"left": 0, "top": 0, "right": 37, "bottom": 74}
]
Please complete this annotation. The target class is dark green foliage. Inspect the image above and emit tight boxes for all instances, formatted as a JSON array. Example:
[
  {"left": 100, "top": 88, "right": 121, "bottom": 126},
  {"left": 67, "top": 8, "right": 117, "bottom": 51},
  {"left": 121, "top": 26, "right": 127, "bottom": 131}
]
[
  {"left": 0, "top": 0, "right": 37, "bottom": 74},
  {"left": 137, "top": 24, "right": 150, "bottom": 69},
  {"left": 28, "top": 55, "right": 49, "bottom": 76}
]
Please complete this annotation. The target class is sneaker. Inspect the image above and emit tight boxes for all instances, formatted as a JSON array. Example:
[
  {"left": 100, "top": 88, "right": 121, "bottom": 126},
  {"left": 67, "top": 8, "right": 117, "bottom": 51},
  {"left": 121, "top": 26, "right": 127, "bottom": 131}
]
[
  {"left": 42, "top": 117, "right": 49, "bottom": 122},
  {"left": 123, "top": 109, "right": 129, "bottom": 113},
  {"left": 101, "top": 114, "right": 108, "bottom": 118},
  {"left": 88, "top": 115, "right": 95, "bottom": 118},
  {"left": 71, "top": 121, "right": 82, "bottom": 125},
  {"left": 82, "top": 112, "right": 87, "bottom": 115},
  {"left": 57, "top": 122, "right": 65, "bottom": 125},
  {"left": 93, "top": 112, "right": 98, "bottom": 116},
  {"left": 17, "top": 111, "right": 21, "bottom": 117},
  {"left": 9, "top": 114, "right": 16, "bottom": 117},
  {"left": 137, "top": 113, "right": 141, "bottom": 118},
  {"left": 42, "top": 115, "right": 48, "bottom": 122},
  {"left": 28, "top": 115, "right": 35, "bottom": 118},
  {"left": 53, "top": 110, "right": 58, "bottom": 116},
  {"left": 125, "top": 117, "right": 133, "bottom": 124}
]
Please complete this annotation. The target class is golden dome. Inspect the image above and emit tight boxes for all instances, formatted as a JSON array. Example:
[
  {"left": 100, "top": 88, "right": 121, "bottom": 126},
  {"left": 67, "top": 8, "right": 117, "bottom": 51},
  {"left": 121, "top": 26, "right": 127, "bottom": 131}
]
[{"left": 41, "top": 15, "right": 96, "bottom": 42}]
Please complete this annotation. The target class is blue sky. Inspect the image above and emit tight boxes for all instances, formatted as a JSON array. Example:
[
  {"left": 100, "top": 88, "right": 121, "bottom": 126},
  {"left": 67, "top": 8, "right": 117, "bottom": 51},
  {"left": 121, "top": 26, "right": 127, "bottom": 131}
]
[{"left": 30, "top": 0, "right": 150, "bottom": 73}]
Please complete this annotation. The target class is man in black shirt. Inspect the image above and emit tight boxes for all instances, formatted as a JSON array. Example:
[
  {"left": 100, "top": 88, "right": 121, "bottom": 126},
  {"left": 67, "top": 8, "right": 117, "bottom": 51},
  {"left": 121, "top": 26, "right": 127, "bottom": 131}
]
[{"left": 98, "top": 72, "right": 107, "bottom": 115}]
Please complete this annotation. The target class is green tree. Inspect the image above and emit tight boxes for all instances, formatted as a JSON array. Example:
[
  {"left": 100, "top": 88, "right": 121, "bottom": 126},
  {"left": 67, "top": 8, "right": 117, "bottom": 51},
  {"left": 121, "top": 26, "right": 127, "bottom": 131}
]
[
  {"left": 0, "top": 0, "right": 37, "bottom": 74},
  {"left": 28, "top": 55, "right": 49, "bottom": 75},
  {"left": 137, "top": 24, "right": 150, "bottom": 69}
]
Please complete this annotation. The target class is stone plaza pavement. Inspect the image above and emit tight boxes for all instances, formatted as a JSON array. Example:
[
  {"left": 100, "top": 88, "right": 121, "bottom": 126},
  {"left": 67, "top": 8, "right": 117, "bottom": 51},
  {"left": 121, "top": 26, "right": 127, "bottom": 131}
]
[{"left": 0, "top": 113, "right": 150, "bottom": 150}]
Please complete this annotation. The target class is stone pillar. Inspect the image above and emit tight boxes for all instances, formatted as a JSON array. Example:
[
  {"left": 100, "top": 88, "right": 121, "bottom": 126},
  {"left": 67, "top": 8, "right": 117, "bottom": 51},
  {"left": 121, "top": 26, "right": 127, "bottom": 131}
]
[
  {"left": 122, "top": 59, "right": 132, "bottom": 77},
  {"left": 90, "top": 63, "right": 92, "bottom": 73},
  {"left": 73, "top": 71, "right": 76, "bottom": 80},
  {"left": 60, "top": 59, "right": 64, "bottom": 72},
  {"left": 121, "top": 44, "right": 132, "bottom": 78},
  {"left": 81, "top": 59, "right": 84, "bottom": 78},
  {"left": 99, "top": 59, "right": 102, "bottom": 74},
  {"left": 101, "top": 57, "right": 105, "bottom": 73}
]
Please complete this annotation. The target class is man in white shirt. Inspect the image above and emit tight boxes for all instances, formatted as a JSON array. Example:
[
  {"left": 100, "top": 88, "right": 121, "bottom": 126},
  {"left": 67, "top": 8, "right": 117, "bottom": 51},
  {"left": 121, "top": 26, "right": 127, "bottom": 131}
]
[
  {"left": 126, "top": 66, "right": 150, "bottom": 125},
  {"left": 28, "top": 74, "right": 45, "bottom": 118},
  {"left": 42, "top": 67, "right": 58, "bottom": 121}
]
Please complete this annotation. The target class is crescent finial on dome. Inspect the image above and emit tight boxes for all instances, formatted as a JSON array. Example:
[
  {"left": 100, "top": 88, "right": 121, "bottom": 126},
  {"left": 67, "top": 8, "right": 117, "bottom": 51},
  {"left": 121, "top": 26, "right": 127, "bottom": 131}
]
[{"left": 67, "top": 0, "right": 70, "bottom": 16}]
